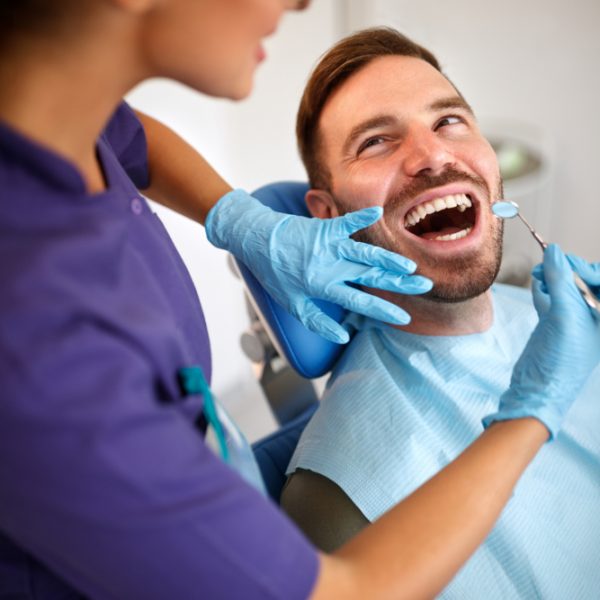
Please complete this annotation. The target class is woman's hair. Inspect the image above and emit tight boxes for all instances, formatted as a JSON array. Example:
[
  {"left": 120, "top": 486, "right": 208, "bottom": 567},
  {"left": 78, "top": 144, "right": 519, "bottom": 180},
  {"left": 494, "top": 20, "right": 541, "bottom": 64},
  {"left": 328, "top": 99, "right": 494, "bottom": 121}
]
[
  {"left": 296, "top": 27, "right": 443, "bottom": 190},
  {"left": 0, "top": 1, "right": 87, "bottom": 53}
]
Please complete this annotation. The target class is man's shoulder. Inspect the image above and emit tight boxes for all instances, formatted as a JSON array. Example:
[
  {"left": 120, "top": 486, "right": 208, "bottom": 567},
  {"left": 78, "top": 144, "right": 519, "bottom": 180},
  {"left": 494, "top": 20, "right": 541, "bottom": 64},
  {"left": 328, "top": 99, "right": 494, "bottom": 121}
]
[{"left": 332, "top": 318, "right": 393, "bottom": 379}]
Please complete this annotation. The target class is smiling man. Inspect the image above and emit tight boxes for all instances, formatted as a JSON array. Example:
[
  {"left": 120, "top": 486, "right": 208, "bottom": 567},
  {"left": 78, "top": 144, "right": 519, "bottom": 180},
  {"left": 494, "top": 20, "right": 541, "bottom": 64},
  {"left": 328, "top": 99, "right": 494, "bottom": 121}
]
[
  {"left": 282, "top": 28, "right": 600, "bottom": 598},
  {"left": 298, "top": 29, "right": 505, "bottom": 336}
]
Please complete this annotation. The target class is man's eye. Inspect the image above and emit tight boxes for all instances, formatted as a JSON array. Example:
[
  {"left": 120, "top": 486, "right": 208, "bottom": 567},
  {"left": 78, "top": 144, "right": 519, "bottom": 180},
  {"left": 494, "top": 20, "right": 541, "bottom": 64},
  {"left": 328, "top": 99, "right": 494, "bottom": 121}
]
[
  {"left": 357, "top": 136, "right": 385, "bottom": 155},
  {"left": 436, "top": 115, "right": 464, "bottom": 129}
]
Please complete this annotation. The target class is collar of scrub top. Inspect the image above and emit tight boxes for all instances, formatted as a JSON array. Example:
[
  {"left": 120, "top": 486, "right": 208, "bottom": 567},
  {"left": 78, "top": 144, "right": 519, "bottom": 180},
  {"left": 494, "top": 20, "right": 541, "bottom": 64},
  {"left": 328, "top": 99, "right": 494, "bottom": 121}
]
[
  {"left": 178, "top": 366, "right": 229, "bottom": 462},
  {"left": 0, "top": 119, "right": 116, "bottom": 195}
]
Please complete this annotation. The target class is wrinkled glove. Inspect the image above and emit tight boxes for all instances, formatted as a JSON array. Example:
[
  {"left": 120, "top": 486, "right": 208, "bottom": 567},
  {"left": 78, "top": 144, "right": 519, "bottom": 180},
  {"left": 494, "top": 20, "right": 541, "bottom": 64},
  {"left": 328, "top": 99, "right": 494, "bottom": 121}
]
[
  {"left": 483, "top": 244, "right": 600, "bottom": 440},
  {"left": 205, "top": 189, "right": 432, "bottom": 343}
]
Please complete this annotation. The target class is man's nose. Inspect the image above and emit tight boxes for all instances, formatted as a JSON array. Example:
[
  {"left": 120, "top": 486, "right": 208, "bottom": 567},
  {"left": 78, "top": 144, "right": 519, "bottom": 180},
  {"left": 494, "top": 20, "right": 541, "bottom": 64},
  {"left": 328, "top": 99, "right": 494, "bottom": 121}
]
[{"left": 401, "top": 128, "right": 454, "bottom": 177}]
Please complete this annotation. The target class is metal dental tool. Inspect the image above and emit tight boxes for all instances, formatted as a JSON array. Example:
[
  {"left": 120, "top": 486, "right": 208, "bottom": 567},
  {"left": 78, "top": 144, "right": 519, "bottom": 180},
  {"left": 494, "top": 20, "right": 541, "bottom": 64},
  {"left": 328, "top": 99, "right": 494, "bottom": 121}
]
[{"left": 492, "top": 200, "right": 600, "bottom": 316}]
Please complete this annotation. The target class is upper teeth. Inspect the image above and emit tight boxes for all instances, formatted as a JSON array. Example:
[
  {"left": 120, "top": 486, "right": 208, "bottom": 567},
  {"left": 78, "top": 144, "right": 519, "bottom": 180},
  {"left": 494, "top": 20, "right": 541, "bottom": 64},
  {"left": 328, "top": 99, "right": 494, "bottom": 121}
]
[{"left": 405, "top": 194, "right": 472, "bottom": 228}]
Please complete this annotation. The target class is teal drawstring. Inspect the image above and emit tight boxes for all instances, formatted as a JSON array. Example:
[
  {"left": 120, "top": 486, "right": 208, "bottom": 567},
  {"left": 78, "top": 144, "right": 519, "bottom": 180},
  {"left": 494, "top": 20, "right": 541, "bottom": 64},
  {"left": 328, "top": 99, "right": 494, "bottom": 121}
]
[{"left": 178, "top": 366, "right": 229, "bottom": 463}]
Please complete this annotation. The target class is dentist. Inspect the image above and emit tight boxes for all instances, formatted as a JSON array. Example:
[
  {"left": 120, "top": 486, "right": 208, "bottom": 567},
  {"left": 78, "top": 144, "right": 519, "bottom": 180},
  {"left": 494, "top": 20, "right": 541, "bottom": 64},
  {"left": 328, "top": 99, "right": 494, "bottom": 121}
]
[{"left": 0, "top": 1, "right": 598, "bottom": 599}]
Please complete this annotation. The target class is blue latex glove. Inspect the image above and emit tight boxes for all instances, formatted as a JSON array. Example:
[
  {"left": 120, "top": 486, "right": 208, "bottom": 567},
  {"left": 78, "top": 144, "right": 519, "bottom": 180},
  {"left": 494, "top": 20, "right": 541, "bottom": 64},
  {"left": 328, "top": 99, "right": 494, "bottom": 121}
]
[
  {"left": 483, "top": 244, "right": 600, "bottom": 440},
  {"left": 566, "top": 254, "right": 600, "bottom": 298},
  {"left": 205, "top": 189, "right": 432, "bottom": 343}
]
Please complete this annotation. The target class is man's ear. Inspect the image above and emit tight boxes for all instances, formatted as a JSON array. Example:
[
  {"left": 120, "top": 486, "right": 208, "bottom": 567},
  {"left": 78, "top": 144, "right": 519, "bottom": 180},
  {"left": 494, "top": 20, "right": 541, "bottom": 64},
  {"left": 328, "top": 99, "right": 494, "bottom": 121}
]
[{"left": 305, "top": 189, "right": 340, "bottom": 219}]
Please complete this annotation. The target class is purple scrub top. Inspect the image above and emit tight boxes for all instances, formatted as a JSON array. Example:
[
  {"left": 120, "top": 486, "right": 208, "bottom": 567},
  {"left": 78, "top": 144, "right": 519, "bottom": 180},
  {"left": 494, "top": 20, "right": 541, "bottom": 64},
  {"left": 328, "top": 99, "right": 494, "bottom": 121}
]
[{"left": 0, "top": 103, "right": 318, "bottom": 599}]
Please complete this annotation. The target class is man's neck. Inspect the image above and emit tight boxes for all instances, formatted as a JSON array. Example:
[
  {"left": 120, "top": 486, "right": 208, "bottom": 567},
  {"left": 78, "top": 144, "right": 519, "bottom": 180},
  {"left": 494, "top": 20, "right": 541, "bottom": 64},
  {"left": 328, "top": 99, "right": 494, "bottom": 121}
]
[{"left": 376, "top": 289, "right": 494, "bottom": 336}]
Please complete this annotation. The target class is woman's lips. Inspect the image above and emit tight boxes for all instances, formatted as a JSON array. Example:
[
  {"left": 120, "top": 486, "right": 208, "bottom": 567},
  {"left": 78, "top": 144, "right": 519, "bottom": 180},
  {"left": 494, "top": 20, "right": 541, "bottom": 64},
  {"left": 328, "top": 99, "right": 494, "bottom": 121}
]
[{"left": 255, "top": 45, "right": 266, "bottom": 63}]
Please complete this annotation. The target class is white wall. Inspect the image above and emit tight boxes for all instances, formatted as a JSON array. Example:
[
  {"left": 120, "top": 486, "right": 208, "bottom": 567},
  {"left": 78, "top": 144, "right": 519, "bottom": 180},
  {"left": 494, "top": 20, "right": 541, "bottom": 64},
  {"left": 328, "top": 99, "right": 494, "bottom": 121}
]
[{"left": 126, "top": 2, "right": 341, "bottom": 440}]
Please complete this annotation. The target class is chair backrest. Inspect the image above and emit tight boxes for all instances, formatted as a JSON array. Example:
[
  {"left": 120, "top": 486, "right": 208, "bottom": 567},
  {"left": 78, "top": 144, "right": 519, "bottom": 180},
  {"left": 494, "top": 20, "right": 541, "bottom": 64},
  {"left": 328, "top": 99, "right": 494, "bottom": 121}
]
[
  {"left": 236, "top": 181, "right": 348, "bottom": 501},
  {"left": 233, "top": 181, "right": 346, "bottom": 379}
]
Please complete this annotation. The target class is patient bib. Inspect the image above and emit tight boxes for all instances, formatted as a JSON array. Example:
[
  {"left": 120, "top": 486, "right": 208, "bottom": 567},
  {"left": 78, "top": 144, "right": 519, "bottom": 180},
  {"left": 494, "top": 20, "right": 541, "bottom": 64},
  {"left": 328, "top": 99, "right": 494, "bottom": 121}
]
[{"left": 288, "top": 284, "right": 600, "bottom": 599}]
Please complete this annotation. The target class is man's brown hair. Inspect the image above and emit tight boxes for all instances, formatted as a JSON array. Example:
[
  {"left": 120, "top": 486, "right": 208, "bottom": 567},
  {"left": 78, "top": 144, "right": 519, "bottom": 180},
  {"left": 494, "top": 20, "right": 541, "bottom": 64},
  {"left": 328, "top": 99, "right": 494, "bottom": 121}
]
[{"left": 296, "top": 27, "right": 443, "bottom": 190}]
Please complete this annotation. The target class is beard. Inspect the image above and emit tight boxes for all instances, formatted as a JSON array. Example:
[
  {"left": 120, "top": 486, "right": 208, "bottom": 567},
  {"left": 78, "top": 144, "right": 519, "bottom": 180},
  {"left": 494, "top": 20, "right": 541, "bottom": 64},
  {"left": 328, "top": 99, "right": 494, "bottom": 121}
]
[
  {"left": 336, "top": 166, "right": 505, "bottom": 303},
  {"left": 415, "top": 234, "right": 503, "bottom": 302}
]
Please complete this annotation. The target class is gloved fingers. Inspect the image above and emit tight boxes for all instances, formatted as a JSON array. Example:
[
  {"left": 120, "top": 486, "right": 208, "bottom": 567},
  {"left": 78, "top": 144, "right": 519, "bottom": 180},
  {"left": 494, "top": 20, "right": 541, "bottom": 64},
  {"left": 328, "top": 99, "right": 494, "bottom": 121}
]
[
  {"left": 351, "top": 268, "right": 433, "bottom": 295},
  {"left": 333, "top": 206, "right": 383, "bottom": 238},
  {"left": 292, "top": 299, "right": 350, "bottom": 344},
  {"left": 567, "top": 254, "right": 600, "bottom": 289},
  {"left": 326, "top": 285, "right": 412, "bottom": 325},
  {"left": 542, "top": 244, "right": 583, "bottom": 310},
  {"left": 338, "top": 239, "right": 417, "bottom": 274},
  {"left": 531, "top": 275, "right": 551, "bottom": 316},
  {"left": 531, "top": 262, "right": 543, "bottom": 282}
]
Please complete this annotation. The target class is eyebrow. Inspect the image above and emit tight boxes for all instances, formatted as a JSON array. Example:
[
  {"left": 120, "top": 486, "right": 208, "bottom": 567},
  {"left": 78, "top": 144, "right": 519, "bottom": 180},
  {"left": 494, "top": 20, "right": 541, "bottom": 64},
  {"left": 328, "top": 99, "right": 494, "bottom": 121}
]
[
  {"left": 341, "top": 95, "right": 474, "bottom": 156},
  {"left": 428, "top": 95, "right": 474, "bottom": 115}
]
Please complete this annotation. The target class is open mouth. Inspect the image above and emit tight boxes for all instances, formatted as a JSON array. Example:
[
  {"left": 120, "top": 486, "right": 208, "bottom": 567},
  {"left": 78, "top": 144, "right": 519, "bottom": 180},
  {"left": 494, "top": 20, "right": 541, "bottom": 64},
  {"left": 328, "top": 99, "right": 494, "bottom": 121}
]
[{"left": 404, "top": 193, "right": 476, "bottom": 241}]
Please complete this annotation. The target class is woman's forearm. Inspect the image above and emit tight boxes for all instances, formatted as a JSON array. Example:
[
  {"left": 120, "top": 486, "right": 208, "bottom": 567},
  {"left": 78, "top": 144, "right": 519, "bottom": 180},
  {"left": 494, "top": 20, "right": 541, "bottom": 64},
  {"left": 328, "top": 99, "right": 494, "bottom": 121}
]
[{"left": 135, "top": 110, "right": 231, "bottom": 224}]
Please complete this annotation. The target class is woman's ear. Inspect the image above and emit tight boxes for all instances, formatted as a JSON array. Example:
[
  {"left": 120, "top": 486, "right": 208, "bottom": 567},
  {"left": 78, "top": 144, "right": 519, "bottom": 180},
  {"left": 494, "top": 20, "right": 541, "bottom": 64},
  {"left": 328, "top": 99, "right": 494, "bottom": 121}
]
[{"left": 305, "top": 188, "right": 340, "bottom": 219}]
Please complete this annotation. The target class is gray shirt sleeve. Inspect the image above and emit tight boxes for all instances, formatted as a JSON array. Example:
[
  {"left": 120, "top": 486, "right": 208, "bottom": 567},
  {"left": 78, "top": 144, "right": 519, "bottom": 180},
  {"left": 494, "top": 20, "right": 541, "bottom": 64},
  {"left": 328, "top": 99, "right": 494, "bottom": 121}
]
[{"left": 281, "top": 468, "right": 369, "bottom": 552}]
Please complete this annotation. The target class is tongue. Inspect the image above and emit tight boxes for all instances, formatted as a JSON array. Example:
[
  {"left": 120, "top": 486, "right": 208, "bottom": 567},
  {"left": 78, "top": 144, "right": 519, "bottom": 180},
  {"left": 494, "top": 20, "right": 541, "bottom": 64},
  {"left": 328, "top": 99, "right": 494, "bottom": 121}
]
[{"left": 421, "top": 226, "right": 465, "bottom": 240}]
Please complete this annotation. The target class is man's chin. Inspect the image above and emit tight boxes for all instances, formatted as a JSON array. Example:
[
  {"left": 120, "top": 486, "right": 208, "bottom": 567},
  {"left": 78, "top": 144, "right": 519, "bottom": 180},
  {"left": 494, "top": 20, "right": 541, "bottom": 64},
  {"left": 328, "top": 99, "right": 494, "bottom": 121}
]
[
  {"left": 423, "top": 280, "right": 493, "bottom": 304},
  {"left": 420, "top": 258, "right": 501, "bottom": 303},
  {"left": 350, "top": 213, "right": 504, "bottom": 304}
]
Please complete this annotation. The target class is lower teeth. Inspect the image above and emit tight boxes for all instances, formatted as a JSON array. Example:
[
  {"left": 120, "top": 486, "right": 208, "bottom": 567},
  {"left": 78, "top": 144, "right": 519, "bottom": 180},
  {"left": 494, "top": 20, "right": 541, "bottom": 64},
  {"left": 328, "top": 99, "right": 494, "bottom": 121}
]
[{"left": 434, "top": 227, "right": 472, "bottom": 241}]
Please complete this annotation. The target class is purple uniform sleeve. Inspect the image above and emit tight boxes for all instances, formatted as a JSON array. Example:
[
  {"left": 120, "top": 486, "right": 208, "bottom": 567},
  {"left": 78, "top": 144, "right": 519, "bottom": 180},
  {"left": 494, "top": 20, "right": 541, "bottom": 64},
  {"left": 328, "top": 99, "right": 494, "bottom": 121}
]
[{"left": 102, "top": 101, "right": 150, "bottom": 189}]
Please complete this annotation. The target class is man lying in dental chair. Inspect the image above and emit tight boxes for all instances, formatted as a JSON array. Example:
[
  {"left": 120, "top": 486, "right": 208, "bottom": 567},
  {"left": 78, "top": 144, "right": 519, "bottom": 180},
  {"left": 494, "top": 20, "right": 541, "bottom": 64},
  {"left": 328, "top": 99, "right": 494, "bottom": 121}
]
[{"left": 282, "top": 27, "right": 600, "bottom": 599}]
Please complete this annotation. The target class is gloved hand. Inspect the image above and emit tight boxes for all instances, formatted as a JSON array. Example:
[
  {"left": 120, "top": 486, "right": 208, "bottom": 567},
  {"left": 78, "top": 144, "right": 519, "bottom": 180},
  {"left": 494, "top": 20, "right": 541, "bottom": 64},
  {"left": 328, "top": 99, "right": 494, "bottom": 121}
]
[
  {"left": 483, "top": 244, "right": 600, "bottom": 440},
  {"left": 205, "top": 189, "right": 432, "bottom": 343},
  {"left": 566, "top": 254, "right": 600, "bottom": 298}
]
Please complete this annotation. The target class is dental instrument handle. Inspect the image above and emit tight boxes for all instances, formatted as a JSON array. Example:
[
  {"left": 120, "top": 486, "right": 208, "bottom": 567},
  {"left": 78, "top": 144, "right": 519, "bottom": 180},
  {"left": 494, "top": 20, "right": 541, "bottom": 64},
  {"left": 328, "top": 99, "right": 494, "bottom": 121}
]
[
  {"left": 521, "top": 214, "right": 600, "bottom": 315},
  {"left": 517, "top": 213, "right": 547, "bottom": 251},
  {"left": 573, "top": 271, "right": 600, "bottom": 316},
  {"left": 521, "top": 215, "right": 600, "bottom": 315},
  {"left": 498, "top": 201, "right": 599, "bottom": 316}
]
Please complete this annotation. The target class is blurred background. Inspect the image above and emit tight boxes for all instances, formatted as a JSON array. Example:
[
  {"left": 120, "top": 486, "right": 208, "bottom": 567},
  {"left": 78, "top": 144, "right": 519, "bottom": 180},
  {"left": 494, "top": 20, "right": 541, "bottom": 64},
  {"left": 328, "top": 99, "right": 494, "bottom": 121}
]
[{"left": 127, "top": 0, "right": 600, "bottom": 441}]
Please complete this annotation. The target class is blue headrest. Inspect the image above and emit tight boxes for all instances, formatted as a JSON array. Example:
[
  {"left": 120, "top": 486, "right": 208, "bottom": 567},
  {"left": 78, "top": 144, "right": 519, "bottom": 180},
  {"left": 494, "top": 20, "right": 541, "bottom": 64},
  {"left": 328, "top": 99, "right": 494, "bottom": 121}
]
[{"left": 234, "top": 181, "right": 346, "bottom": 379}]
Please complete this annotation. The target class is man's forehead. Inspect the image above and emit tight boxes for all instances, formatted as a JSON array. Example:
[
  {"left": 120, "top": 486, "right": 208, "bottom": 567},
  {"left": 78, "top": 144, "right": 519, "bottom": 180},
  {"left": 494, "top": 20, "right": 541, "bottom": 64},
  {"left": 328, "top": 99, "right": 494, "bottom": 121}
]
[{"left": 320, "top": 55, "right": 463, "bottom": 141}]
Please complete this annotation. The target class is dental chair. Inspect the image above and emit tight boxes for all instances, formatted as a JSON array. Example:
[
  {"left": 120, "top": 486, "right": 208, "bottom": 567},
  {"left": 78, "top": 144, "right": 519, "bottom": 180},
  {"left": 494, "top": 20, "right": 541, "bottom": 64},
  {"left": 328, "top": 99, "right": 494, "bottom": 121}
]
[{"left": 232, "top": 181, "right": 347, "bottom": 502}]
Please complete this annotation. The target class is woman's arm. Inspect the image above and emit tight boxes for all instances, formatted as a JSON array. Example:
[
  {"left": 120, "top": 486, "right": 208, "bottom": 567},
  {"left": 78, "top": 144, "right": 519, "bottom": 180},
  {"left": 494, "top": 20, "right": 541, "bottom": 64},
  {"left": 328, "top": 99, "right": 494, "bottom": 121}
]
[{"left": 135, "top": 110, "right": 231, "bottom": 224}]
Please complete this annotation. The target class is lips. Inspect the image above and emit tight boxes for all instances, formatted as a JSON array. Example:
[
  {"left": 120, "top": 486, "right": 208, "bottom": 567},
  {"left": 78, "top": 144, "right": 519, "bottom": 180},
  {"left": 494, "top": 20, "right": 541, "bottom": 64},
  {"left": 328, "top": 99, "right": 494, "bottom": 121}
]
[{"left": 255, "top": 45, "right": 266, "bottom": 63}]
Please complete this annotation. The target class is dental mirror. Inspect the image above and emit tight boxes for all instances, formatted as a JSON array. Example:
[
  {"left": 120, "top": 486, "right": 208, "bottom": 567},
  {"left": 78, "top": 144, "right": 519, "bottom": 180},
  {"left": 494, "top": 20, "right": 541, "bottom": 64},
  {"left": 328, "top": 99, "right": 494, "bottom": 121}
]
[
  {"left": 493, "top": 200, "right": 547, "bottom": 251},
  {"left": 492, "top": 200, "right": 600, "bottom": 316},
  {"left": 492, "top": 200, "right": 519, "bottom": 220}
]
